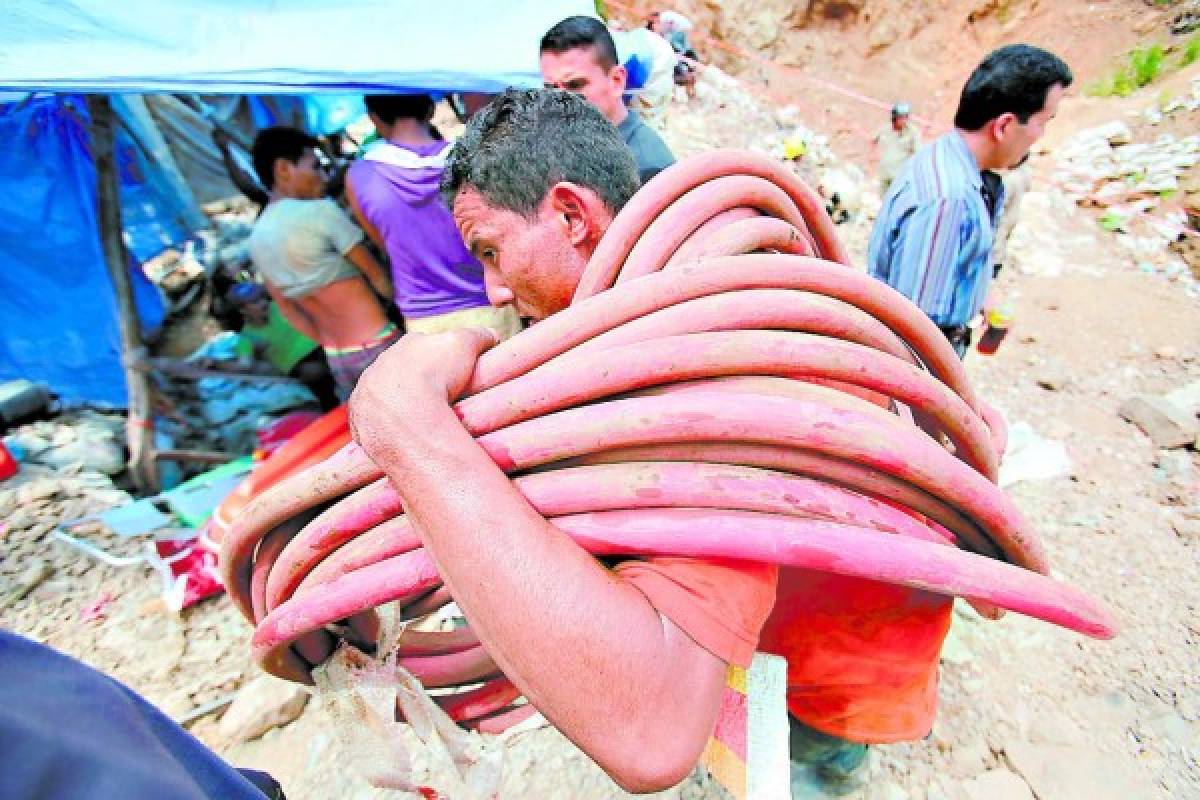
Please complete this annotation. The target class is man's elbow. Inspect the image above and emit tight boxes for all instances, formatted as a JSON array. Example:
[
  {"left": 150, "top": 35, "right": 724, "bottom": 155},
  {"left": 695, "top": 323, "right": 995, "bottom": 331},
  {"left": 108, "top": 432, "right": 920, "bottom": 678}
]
[
  {"left": 598, "top": 718, "right": 709, "bottom": 794},
  {"left": 604, "top": 742, "right": 702, "bottom": 795}
]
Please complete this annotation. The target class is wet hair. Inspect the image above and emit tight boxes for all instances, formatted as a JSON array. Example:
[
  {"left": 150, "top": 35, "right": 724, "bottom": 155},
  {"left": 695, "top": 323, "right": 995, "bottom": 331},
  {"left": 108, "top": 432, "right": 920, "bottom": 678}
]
[
  {"left": 251, "top": 126, "right": 320, "bottom": 190},
  {"left": 441, "top": 88, "right": 639, "bottom": 217},
  {"left": 364, "top": 93, "right": 436, "bottom": 125},
  {"left": 954, "top": 44, "right": 1073, "bottom": 131},
  {"left": 540, "top": 15, "right": 620, "bottom": 71}
]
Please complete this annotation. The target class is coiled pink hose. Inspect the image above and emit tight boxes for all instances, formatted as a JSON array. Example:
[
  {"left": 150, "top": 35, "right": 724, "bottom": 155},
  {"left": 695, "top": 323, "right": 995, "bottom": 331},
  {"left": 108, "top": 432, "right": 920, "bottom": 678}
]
[{"left": 219, "top": 149, "right": 1115, "bottom": 729}]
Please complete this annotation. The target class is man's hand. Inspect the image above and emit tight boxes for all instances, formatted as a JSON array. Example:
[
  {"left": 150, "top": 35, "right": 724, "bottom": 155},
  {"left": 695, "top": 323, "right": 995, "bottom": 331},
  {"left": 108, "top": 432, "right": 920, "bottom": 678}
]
[{"left": 348, "top": 327, "right": 498, "bottom": 463}]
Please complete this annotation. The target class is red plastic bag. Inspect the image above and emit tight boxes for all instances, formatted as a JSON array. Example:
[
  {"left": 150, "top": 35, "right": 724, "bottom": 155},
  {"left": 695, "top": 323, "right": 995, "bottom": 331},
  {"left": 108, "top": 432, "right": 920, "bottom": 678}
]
[{"left": 152, "top": 537, "right": 224, "bottom": 611}]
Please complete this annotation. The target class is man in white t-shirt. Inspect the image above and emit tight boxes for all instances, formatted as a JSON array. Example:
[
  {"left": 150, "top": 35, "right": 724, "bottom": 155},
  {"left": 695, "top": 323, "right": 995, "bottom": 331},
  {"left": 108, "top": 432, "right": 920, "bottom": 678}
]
[{"left": 247, "top": 126, "right": 397, "bottom": 397}]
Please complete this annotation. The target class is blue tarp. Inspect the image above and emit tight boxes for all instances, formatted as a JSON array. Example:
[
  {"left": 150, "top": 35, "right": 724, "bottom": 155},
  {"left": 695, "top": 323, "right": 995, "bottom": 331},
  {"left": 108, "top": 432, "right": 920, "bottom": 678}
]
[
  {"left": 0, "top": 1, "right": 595, "bottom": 94},
  {"left": 0, "top": 0, "right": 595, "bottom": 407},
  {"left": 0, "top": 95, "right": 168, "bottom": 406}
]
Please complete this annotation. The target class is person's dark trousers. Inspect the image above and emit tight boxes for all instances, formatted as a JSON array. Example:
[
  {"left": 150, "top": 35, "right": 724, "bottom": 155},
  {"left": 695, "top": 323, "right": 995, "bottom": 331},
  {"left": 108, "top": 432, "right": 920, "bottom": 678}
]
[
  {"left": 789, "top": 715, "right": 869, "bottom": 795},
  {"left": 939, "top": 324, "right": 972, "bottom": 359},
  {"left": 289, "top": 348, "right": 341, "bottom": 411},
  {"left": 236, "top": 769, "right": 287, "bottom": 799},
  {"left": 0, "top": 631, "right": 284, "bottom": 799}
]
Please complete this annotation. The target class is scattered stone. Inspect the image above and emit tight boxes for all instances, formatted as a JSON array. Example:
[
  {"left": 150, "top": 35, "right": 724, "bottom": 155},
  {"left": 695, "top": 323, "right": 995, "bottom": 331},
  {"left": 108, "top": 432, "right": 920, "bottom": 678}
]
[
  {"left": 950, "top": 739, "right": 991, "bottom": 778},
  {"left": 1164, "top": 380, "right": 1200, "bottom": 418},
  {"left": 940, "top": 624, "right": 975, "bottom": 666},
  {"left": 1118, "top": 395, "right": 1198, "bottom": 449},
  {"left": 1004, "top": 741, "right": 1156, "bottom": 800},
  {"left": 16, "top": 478, "right": 58, "bottom": 505},
  {"left": 962, "top": 768, "right": 1035, "bottom": 800},
  {"left": 1155, "top": 449, "right": 1196, "bottom": 497},
  {"left": 160, "top": 689, "right": 196, "bottom": 720},
  {"left": 927, "top": 774, "right": 971, "bottom": 800},
  {"left": 139, "top": 597, "right": 169, "bottom": 617},
  {"left": 1145, "top": 710, "right": 1199, "bottom": 751},
  {"left": 4, "top": 506, "right": 34, "bottom": 532},
  {"left": 1153, "top": 345, "right": 1179, "bottom": 361},
  {"left": 1171, "top": 515, "right": 1200, "bottom": 542},
  {"left": 3, "top": 560, "right": 53, "bottom": 607},
  {"left": 1036, "top": 373, "right": 1068, "bottom": 392},
  {"left": 866, "top": 780, "right": 909, "bottom": 800},
  {"left": 217, "top": 674, "right": 309, "bottom": 744},
  {"left": 1026, "top": 710, "right": 1084, "bottom": 747}
]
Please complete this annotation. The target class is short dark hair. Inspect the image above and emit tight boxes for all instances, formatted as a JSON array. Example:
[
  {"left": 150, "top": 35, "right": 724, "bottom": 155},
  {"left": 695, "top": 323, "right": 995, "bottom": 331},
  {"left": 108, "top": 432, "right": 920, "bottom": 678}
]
[
  {"left": 540, "top": 15, "right": 619, "bottom": 71},
  {"left": 364, "top": 93, "right": 436, "bottom": 125},
  {"left": 441, "top": 88, "right": 639, "bottom": 217},
  {"left": 954, "top": 44, "right": 1073, "bottom": 131},
  {"left": 251, "top": 126, "right": 319, "bottom": 190}
]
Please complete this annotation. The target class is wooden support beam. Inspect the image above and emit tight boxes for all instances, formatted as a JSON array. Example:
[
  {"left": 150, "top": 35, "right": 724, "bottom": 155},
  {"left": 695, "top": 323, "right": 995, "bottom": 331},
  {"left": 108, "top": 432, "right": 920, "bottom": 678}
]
[
  {"left": 87, "top": 95, "right": 159, "bottom": 493},
  {"left": 154, "top": 449, "right": 239, "bottom": 465},
  {"left": 147, "top": 357, "right": 304, "bottom": 386}
]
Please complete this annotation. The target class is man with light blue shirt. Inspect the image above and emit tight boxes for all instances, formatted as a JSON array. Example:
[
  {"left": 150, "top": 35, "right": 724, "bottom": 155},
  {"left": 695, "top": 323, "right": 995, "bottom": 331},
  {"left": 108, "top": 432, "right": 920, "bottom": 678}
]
[{"left": 868, "top": 45, "right": 1071, "bottom": 357}]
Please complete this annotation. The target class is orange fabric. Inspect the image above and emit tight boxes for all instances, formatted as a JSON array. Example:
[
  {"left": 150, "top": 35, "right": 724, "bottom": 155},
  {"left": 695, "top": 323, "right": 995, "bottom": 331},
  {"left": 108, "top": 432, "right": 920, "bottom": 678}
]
[
  {"left": 613, "top": 557, "right": 779, "bottom": 668},
  {"left": 757, "top": 568, "right": 953, "bottom": 743},
  {"left": 614, "top": 557, "right": 951, "bottom": 743}
]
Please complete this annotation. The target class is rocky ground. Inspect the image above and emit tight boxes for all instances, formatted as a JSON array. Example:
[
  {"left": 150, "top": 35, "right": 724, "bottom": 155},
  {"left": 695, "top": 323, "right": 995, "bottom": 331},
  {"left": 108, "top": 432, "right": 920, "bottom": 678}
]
[{"left": 3, "top": 46, "right": 1200, "bottom": 800}]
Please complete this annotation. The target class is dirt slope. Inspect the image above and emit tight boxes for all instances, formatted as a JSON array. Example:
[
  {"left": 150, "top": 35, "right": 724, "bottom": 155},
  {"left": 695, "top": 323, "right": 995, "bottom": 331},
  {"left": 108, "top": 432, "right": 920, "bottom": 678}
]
[{"left": 615, "top": 0, "right": 1186, "bottom": 160}]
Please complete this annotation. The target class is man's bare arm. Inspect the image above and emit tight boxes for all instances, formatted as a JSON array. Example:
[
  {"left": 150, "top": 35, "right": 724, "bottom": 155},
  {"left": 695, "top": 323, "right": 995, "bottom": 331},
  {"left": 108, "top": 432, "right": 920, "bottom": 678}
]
[
  {"left": 350, "top": 331, "right": 729, "bottom": 793},
  {"left": 344, "top": 243, "right": 393, "bottom": 302}
]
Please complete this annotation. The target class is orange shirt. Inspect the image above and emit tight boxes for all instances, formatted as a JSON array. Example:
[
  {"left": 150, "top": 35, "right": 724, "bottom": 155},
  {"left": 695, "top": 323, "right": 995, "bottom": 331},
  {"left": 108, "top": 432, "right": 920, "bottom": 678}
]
[
  {"left": 758, "top": 568, "right": 952, "bottom": 743},
  {"left": 616, "top": 557, "right": 951, "bottom": 744}
]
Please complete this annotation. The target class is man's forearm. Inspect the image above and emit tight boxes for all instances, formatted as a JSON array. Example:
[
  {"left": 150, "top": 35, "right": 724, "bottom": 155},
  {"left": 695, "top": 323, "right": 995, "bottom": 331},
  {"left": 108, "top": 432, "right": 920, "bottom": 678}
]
[
  {"left": 367, "top": 398, "right": 726, "bottom": 790},
  {"left": 345, "top": 244, "right": 392, "bottom": 301}
]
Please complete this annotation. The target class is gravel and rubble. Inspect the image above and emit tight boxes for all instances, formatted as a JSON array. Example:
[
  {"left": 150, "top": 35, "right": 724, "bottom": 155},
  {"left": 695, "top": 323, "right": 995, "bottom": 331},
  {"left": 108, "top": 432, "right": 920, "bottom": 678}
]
[{"left": 1051, "top": 75, "right": 1200, "bottom": 289}]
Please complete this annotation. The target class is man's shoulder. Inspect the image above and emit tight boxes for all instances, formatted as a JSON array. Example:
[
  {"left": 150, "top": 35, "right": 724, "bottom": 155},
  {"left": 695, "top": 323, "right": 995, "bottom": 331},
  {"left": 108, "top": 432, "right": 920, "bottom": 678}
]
[
  {"left": 621, "top": 112, "right": 675, "bottom": 168},
  {"left": 252, "top": 199, "right": 340, "bottom": 239},
  {"left": 903, "top": 138, "right": 979, "bottom": 200}
]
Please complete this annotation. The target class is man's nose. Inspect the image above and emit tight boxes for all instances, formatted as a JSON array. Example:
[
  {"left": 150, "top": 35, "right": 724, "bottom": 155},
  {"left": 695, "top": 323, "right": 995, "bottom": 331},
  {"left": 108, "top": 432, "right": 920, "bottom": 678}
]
[{"left": 483, "top": 266, "right": 515, "bottom": 307}]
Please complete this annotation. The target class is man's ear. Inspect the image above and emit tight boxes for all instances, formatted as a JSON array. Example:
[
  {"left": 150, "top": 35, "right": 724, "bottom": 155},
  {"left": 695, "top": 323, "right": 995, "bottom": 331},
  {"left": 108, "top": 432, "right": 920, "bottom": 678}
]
[
  {"left": 546, "top": 182, "right": 603, "bottom": 248},
  {"left": 991, "top": 112, "right": 1018, "bottom": 144},
  {"left": 610, "top": 63, "right": 628, "bottom": 92},
  {"left": 273, "top": 157, "right": 292, "bottom": 189}
]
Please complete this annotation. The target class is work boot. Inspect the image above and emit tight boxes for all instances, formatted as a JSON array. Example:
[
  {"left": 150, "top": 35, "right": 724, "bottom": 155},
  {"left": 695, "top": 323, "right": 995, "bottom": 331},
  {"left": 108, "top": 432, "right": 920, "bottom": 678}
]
[{"left": 788, "top": 716, "right": 870, "bottom": 798}]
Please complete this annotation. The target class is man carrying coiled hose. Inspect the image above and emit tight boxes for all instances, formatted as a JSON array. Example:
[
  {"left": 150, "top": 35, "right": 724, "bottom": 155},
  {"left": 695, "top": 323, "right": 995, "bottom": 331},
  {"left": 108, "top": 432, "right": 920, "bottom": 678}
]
[{"left": 348, "top": 89, "right": 952, "bottom": 795}]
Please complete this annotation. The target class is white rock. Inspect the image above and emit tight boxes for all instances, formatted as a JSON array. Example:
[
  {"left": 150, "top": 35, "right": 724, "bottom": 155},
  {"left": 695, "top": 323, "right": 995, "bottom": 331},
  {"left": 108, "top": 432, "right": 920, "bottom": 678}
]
[
  {"left": 1164, "top": 380, "right": 1200, "bottom": 417},
  {"left": 867, "top": 780, "right": 909, "bottom": 800},
  {"left": 1025, "top": 710, "right": 1084, "bottom": 747},
  {"left": 1004, "top": 741, "right": 1156, "bottom": 800},
  {"left": 217, "top": 674, "right": 309, "bottom": 744},
  {"left": 961, "top": 768, "right": 1035, "bottom": 800},
  {"left": 950, "top": 739, "right": 991, "bottom": 778}
]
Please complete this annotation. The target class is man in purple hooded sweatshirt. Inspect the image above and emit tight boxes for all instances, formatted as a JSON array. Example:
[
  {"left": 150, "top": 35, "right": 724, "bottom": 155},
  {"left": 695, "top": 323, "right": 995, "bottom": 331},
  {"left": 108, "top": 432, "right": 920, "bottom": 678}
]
[{"left": 346, "top": 94, "right": 523, "bottom": 339}]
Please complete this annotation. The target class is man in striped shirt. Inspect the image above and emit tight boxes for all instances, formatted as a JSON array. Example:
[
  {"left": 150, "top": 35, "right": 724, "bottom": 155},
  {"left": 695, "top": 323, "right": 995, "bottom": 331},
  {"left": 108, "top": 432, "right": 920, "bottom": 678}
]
[{"left": 868, "top": 45, "right": 1072, "bottom": 357}]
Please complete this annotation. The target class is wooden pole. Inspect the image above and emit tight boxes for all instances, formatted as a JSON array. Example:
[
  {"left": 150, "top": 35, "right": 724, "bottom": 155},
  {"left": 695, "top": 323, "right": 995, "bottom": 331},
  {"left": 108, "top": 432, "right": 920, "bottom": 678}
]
[{"left": 86, "top": 95, "right": 159, "bottom": 493}]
